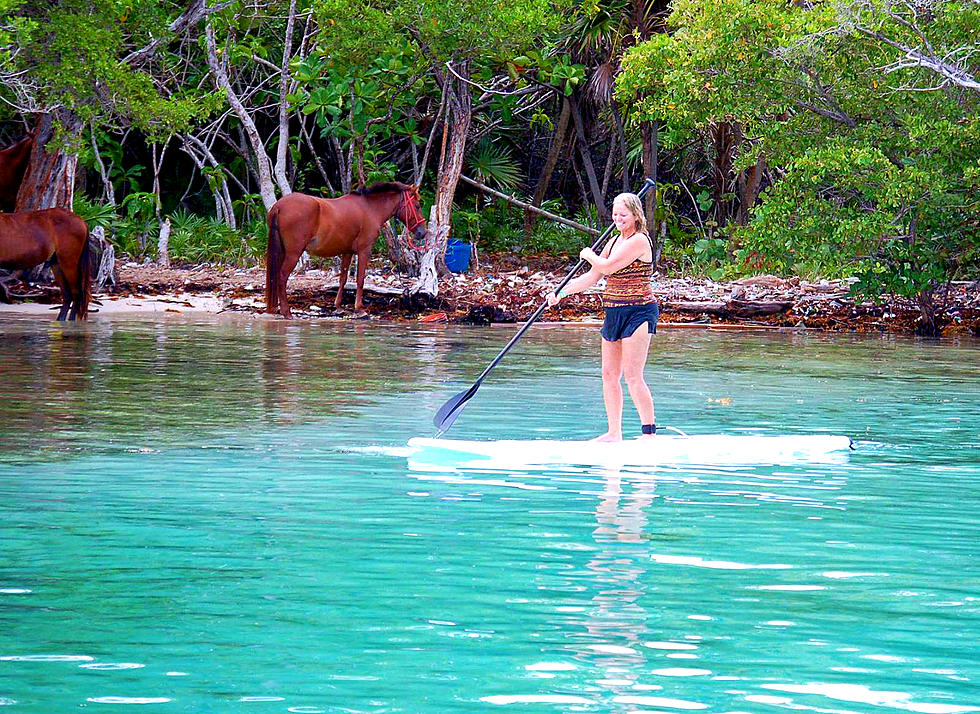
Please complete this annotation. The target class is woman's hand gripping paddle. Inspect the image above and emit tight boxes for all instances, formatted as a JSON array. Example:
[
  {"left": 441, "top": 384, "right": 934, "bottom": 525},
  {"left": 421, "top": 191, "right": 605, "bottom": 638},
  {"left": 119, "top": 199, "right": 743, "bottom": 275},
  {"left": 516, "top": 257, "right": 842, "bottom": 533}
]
[{"left": 433, "top": 177, "right": 657, "bottom": 434}]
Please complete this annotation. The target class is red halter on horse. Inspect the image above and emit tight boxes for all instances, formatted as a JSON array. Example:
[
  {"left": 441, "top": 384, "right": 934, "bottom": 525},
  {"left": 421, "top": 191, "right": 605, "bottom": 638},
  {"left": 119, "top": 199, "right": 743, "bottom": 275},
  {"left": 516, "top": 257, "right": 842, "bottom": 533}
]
[
  {"left": 0, "top": 208, "right": 91, "bottom": 320},
  {"left": 265, "top": 182, "right": 427, "bottom": 318},
  {"left": 0, "top": 134, "right": 33, "bottom": 213}
]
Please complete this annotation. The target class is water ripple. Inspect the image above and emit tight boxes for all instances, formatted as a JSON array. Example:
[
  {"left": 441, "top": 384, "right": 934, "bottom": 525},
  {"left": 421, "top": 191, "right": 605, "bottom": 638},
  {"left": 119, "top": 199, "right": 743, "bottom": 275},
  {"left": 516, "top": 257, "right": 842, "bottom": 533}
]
[{"left": 760, "top": 683, "right": 978, "bottom": 713}]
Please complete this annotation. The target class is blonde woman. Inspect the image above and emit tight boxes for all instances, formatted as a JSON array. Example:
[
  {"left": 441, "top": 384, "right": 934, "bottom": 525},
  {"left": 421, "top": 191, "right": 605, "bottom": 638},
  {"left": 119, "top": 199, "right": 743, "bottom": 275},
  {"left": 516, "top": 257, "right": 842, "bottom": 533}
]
[{"left": 547, "top": 193, "right": 659, "bottom": 442}]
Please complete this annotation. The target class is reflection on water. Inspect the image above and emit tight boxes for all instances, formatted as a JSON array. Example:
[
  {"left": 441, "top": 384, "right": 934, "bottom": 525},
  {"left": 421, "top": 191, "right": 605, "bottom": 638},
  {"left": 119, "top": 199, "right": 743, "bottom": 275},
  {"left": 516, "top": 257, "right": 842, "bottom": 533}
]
[
  {"left": 0, "top": 315, "right": 978, "bottom": 712},
  {"left": 0, "top": 317, "right": 467, "bottom": 461},
  {"left": 577, "top": 471, "right": 667, "bottom": 697}
]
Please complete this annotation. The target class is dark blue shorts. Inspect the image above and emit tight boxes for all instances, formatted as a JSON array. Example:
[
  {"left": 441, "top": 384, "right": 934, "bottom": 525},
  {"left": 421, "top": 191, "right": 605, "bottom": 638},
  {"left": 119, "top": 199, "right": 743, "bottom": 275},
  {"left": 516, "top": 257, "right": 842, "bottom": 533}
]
[{"left": 600, "top": 303, "right": 659, "bottom": 342}]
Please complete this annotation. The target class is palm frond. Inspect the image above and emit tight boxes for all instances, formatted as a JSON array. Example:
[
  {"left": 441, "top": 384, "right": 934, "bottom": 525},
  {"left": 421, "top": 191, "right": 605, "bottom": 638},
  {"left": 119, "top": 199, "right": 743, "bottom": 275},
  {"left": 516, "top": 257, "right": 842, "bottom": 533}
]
[{"left": 467, "top": 138, "right": 522, "bottom": 192}]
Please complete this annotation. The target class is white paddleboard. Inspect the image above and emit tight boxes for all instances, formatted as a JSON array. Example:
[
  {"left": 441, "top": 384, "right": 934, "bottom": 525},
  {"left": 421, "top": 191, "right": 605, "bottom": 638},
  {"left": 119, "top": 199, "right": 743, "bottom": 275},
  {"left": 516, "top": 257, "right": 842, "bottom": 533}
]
[{"left": 406, "top": 434, "right": 853, "bottom": 468}]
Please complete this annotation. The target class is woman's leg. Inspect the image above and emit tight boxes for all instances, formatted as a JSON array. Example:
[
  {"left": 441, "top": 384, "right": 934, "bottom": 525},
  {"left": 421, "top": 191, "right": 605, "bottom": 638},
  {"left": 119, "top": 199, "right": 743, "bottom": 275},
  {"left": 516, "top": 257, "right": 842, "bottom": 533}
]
[
  {"left": 621, "top": 326, "right": 655, "bottom": 432},
  {"left": 594, "top": 337, "right": 624, "bottom": 442}
]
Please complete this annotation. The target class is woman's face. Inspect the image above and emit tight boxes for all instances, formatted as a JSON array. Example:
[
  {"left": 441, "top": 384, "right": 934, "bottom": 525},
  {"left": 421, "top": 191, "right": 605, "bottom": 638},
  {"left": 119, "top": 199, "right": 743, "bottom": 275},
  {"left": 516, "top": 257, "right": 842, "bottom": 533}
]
[{"left": 612, "top": 200, "right": 636, "bottom": 233}]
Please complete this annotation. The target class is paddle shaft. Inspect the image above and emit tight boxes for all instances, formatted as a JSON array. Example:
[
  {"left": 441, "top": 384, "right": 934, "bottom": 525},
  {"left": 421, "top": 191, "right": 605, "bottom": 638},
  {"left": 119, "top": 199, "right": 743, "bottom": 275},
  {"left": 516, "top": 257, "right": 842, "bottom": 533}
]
[{"left": 467, "top": 177, "right": 657, "bottom": 388}]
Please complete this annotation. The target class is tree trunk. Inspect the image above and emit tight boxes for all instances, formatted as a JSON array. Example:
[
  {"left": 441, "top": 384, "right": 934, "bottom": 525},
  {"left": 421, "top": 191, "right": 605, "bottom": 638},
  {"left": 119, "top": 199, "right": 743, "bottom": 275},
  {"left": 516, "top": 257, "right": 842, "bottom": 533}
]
[
  {"left": 331, "top": 136, "right": 351, "bottom": 193},
  {"left": 600, "top": 131, "right": 617, "bottom": 199},
  {"left": 524, "top": 97, "right": 570, "bottom": 237},
  {"left": 641, "top": 120, "right": 661, "bottom": 265},
  {"left": 301, "top": 119, "right": 335, "bottom": 194},
  {"left": 7, "top": 111, "right": 118, "bottom": 295},
  {"left": 612, "top": 101, "right": 629, "bottom": 193},
  {"left": 273, "top": 0, "right": 297, "bottom": 197},
  {"left": 91, "top": 226, "right": 117, "bottom": 291},
  {"left": 569, "top": 96, "right": 609, "bottom": 223},
  {"left": 392, "top": 62, "right": 469, "bottom": 287},
  {"left": 737, "top": 153, "right": 766, "bottom": 226},
  {"left": 89, "top": 121, "right": 116, "bottom": 206},
  {"left": 915, "top": 285, "right": 943, "bottom": 337},
  {"left": 427, "top": 67, "right": 470, "bottom": 276},
  {"left": 709, "top": 121, "right": 737, "bottom": 227},
  {"left": 158, "top": 218, "right": 172, "bottom": 268},
  {"left": 151, "top": 139, "right": 172, "bottom": 267},
  {"left": 205, "top": 20, "right": 278, "bottom": 211},
  {"left": 411, "top": 221, "right": 448, "bottom": 298},
  {"left": 16, "top": 111, "right": 82, "bottom": 211},
  {"left": 433, "top": 72, "right": 469, "bottom": 230},
  {"left": 570, "top": 151, "right": 594, "bottom": 228},
  {"left": 181, "top": 134, "right": 237, "bottom": 229}
]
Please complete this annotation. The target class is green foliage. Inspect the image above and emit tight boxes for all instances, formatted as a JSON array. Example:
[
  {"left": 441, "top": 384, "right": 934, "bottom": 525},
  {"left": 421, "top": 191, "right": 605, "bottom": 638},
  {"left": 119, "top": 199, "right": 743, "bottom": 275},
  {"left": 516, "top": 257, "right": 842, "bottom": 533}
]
[
  {"left": 73, "top": 196, "right": 265, "bottom": 266},
  {"left": 617, "top": 0, "right": 805, "bottom": 139},
  {"left": 167, "top": 209, "right": 265, "bottom": 265},
  {"left": 389, "top": 0, "right": 567, "bottom": 63},
  {"left": 232, "top": 193, "right": 266, "bottom": 228},
  {"left": 121, "top": 192, "right": 157, "bottom": 224},
  {"left": 467, "top": 139, "right": 521, "bottom": 191},
  {"left": 3, "top": 0, "right": 211, "bottom": 135},
  {"left": 451, "top": 197, "right": 585, "bottom": 255},
  {"left": 617, "top": 0, "right": 980, "bottom": 324},
  {"left": 291, "top": 39, "right": 431, "bottom": 184},
  {"left": 73, "top": 195, "right": 126, "bottom": 232}
]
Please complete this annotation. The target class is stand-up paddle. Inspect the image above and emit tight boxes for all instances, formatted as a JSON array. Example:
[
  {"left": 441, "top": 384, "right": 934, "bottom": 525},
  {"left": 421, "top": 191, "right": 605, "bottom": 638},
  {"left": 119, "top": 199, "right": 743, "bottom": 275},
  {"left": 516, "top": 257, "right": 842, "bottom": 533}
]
[{"left": 433, "top": 177, "right": 657, "bottom": 433}]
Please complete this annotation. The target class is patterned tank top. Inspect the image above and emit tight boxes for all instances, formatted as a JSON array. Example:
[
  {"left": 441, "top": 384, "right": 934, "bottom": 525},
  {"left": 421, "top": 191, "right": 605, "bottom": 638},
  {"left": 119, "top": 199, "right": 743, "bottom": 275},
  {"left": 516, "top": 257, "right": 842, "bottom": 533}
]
[{"left": 602, "top": 234, "right": 655, "bottom": 308}]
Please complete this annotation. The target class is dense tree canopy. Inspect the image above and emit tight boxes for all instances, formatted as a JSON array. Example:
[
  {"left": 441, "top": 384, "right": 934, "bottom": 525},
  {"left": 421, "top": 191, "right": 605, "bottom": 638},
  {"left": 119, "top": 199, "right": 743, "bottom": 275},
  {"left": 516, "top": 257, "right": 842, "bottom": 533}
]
[{"left": 619, "top": 0, "right": 980, "bottom": 333}]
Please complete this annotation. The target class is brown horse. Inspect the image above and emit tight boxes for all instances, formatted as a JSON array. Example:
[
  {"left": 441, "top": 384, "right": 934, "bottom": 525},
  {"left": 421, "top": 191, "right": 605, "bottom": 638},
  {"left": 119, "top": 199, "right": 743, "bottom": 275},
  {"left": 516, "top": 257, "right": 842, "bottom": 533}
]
[
  {"left": 0, "top": 134, "right": 33, "bottom": 212},
  {"left": 265, "top": 182, "right": 426, "bottom": 318},
  {"left": 0, "top": 208, "right": 91, "bottom": 320}
]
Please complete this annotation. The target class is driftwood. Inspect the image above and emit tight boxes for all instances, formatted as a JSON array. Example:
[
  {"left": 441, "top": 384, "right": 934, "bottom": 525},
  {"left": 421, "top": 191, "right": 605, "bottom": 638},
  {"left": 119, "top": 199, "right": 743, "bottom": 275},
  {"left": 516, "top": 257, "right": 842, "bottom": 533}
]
[
  {"left": 666, "top": 299, "right": 793, "bottom": 318},
  {"left": 91, "top": 226, "right": 117, "bottom": 290},
  {"left": 729, "top": 299, "right": 793, "bottom": 317}
]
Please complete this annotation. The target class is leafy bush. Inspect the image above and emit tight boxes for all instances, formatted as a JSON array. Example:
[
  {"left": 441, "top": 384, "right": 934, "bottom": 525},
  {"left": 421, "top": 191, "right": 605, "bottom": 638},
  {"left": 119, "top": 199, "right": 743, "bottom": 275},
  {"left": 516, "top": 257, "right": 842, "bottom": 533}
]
[
  {"left": 452, "top": 197, "right": 588, "bottom": 256},
  {"left": 167, "top": 209, "right": 265, "bottom": 265},
  {"left": 73, "top": 197, "right": 266, "bottom": 266}
]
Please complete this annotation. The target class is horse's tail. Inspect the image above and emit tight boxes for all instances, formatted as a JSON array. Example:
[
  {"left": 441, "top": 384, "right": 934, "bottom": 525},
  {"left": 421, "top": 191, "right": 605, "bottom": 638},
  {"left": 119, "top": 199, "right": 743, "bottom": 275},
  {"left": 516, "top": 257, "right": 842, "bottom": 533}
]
[
  {"left": 265, "top": 208, "right": 283, "bottom": 314},
  {"left": 75, "top": 224, "right": 91, "bottom": 320}
]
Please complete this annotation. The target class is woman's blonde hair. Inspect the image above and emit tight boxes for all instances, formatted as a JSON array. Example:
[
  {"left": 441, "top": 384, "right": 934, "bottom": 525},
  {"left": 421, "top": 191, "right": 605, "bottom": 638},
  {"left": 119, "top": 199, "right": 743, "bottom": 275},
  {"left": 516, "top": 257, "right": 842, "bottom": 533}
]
[{"left": 613, "top": 192, "right": 648, "bottom": 234}]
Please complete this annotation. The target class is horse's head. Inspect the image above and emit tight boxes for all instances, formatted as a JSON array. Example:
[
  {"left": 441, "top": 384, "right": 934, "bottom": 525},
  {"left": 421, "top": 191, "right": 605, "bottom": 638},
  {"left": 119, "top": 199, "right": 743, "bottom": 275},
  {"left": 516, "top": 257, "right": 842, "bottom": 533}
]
[{"left": 398, "top": 186, "right": 428, "bottom": 246}]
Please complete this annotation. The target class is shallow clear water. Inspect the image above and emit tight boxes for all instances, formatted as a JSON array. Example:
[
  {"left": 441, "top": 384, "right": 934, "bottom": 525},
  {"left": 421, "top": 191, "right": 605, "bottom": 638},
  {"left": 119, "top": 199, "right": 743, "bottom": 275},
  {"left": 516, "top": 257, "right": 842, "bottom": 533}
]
[{"left": 0, "top": 316, "right": 978, "bottom": 713}]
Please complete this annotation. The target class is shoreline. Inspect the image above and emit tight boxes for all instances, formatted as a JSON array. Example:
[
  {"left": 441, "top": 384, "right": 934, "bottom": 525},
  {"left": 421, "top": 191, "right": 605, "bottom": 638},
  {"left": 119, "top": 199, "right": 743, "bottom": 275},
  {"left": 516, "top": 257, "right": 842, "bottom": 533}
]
[{"left": 1, "top": 260, "right": 977, "bottom": 337}]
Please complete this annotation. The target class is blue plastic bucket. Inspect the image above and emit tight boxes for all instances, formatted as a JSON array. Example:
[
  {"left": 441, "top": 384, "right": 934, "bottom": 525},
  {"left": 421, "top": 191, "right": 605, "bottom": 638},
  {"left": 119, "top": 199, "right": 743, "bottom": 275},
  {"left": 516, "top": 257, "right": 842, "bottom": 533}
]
[{"left": 444, "top": 238, "right": 472, "bottom": 273}]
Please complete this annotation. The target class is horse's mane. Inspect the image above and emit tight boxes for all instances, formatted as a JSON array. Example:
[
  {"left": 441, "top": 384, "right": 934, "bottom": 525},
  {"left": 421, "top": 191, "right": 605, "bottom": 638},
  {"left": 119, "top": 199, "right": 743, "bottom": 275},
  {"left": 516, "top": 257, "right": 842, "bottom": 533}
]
[{"left": 351, "top": 181, "right": 413, "bottom": 196}]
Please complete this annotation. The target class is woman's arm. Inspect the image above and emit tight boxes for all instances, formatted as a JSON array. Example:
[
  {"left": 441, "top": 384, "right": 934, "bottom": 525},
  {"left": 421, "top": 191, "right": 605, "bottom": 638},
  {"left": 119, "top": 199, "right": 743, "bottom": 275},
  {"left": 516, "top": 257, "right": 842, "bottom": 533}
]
[
  {"left": 546, "top": 266, "right": 603, "bottom": 306},
  {"left": 580, "top": 234, "right": 649, "bottom": 275}
]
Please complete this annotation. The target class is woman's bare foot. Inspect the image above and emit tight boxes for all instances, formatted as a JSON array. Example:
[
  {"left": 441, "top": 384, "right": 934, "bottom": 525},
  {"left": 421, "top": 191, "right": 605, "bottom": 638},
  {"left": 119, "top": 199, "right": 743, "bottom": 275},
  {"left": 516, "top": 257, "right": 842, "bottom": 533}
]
[{"left": 590, "top": 432, "right": 622, "bottom": 443}]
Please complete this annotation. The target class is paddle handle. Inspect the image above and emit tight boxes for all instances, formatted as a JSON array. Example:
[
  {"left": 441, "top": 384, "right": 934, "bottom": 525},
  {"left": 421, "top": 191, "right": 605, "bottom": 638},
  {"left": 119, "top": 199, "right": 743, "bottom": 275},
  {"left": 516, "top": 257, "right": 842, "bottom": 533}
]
[{"left": 472, "top": 177, "right": 657, "bottom": 385}]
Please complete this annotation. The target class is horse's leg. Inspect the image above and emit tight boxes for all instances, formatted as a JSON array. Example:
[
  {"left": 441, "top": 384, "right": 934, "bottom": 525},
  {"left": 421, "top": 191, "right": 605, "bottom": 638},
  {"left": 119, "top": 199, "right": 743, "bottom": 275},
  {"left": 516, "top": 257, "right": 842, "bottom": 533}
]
[
  {"left": 335, "top": 253, "right": 353, "bottom": 309},
  {"left": 51, "top": 264, "right": 72, "bottom": 321},
  {"left": 277, "top": 247, "right": 305, "bottom": 319},
  {"left": 58, "top": 255, "right": 83, "bottom": 321},
  {"left": 354, "top": 249, "right": 370, "bottom": 311},
  {"left": 0, "top": 274, "right": 13, "bottom": 303}
]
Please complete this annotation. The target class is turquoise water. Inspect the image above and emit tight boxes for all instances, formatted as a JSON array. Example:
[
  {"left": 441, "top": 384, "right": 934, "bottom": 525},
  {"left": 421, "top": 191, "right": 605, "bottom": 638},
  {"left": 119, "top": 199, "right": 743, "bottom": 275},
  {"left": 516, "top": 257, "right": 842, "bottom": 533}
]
[{"left": 0, "top": 316, "right": 978, "bottom": 713}]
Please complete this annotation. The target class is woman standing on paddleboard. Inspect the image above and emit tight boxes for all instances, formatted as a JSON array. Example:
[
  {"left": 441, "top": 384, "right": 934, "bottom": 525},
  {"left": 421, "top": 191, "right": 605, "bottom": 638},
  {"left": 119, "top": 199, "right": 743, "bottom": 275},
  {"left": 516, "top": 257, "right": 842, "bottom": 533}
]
[{"left": 547, "top": 192, "right": 659, "bottom": 442}]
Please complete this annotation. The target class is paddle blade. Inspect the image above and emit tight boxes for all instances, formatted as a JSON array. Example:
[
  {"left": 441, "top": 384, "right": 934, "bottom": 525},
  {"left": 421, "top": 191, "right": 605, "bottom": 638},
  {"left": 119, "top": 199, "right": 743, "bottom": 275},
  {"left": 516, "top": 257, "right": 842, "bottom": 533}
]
[{"left": 433, "top": 382, "right": 481, "bottom": 433}]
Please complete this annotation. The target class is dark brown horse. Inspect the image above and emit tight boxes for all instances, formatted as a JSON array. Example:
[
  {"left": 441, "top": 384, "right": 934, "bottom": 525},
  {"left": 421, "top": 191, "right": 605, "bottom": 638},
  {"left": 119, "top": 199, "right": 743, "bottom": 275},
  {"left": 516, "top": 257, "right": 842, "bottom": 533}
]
[
  {"left": 0, "top": 134, "right": 33, "bottom": 212},
  {"left": 266, "top": 182, "right": 427, "bottom": 318},
  {"left": 0, "top": 208, "right": 91, "bottom": 320}
]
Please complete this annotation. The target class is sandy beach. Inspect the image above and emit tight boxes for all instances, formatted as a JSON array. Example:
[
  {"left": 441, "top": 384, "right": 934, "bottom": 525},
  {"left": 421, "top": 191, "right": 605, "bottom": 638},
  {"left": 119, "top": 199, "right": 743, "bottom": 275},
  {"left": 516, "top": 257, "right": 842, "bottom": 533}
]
[{"left": 2, "top": 259, "right": 978, "bottom": 335}]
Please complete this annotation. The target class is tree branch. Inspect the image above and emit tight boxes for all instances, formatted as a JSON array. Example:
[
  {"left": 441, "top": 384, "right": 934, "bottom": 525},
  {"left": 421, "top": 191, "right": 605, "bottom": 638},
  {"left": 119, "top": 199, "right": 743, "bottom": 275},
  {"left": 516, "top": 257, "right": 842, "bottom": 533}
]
[
  {"left": 863, "top": 27, "right": 980, "bottom": 92},
  {"left": 123, "top": 0, "right": 236, "bottom": 68},
  {"left": 458, "top": 174, "right": 599, "bottom": 236}
]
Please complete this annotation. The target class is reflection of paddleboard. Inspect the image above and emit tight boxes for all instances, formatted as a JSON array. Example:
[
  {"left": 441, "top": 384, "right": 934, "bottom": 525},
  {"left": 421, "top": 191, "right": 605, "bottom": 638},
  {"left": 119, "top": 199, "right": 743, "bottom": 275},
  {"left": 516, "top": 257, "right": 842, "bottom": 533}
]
[{"left": 406, "top": 435, "right": 853, "bottom": 468}]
